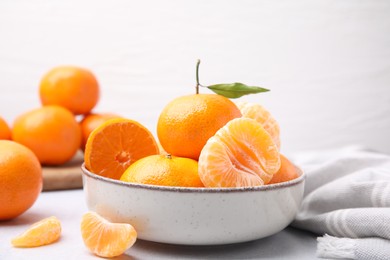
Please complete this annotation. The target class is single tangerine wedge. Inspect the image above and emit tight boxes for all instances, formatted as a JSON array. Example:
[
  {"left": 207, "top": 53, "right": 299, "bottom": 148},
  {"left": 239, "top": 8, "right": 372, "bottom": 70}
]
[
  {"left": 268, "top": 154, "right": 299, "bottom": 184},
  {"left": 198, "top": 118, "right": 281, "bottom": 187},
  {"left": 81, "top": 212, "right": 137, "bottom": 258},
  {"left": 11, "top": 216, "right": 61, "bottom": 247},
  {"left": 84, "top": 118, "right": 159, "bottom": 180},
  {"left": 236, "top": 101, "right": 281, "bottom": 150}
]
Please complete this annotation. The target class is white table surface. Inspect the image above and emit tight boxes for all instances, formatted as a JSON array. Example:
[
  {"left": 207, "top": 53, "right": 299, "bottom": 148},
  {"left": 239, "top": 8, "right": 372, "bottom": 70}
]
[{"left": 0, "top": 189, "right": 317, "bottom": 260}]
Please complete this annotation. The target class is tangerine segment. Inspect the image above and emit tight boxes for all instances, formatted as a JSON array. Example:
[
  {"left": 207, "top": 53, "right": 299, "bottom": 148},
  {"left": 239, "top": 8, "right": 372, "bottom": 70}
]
[
  {"left": 84, "top": 118, "right": 159, "bottom": 180},
  {"left": 268, "top": 154, "right": 299, "bottom": 184},
  {"left": 198, "top": 118, "right": 281, "bottom": 188},
  {"left": 11, "top": 216, "right": 61, "bottom": 247},
  {"left": 236, "top": 101, "right": 281, "bottom": 150},
  {"left": 81, "top": 212, "right": 137, "bottom": 258}
]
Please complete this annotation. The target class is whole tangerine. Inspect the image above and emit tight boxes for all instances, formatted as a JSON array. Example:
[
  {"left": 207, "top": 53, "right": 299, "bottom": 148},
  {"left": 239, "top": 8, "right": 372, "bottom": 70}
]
[
  {"left": 157, "top": 94, "right": 241, "bottom": 160},
  {"left": 12, "top": 105, "right": 82, "bottom": 165},
  {"left": 0, "top": 116, "right": 11, "bottom": 140},
  {"left": 39, "top": 66, "right": 100, "bottom": 115},
  {"left": 120, "top": 154, "right": 203, "bottom": 187},
  {"left": 268, "top": 154, "right": 299, "bottom": 184},
  {"left": 0, "top": 140, "right": 42, "bottom": 220}
]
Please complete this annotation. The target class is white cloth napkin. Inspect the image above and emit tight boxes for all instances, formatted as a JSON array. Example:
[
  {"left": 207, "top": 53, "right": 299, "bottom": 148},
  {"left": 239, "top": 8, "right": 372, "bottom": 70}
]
[{"left": 290, "top": 146, "right": 390, "bottom": 259}]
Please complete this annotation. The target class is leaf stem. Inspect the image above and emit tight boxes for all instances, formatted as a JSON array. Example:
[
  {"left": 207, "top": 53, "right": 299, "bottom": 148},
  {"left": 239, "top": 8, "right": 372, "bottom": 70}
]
[{"left": 196, "top": 59, "right": 201, "bottom": 94}]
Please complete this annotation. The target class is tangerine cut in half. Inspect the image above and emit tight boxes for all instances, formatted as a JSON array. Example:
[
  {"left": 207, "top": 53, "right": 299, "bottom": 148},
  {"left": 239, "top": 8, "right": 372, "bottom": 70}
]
[
  {"left": 81, "top": 212, "right": 137, "bottom": 258},
  {"left": 236, "top": 101, "right": 281, "bottom": 150},
  {"left": 84, "top": 118, "right": 159, "bottom": 180},
  {"left": 11, "top": 216, "right": 61, "bottom": 248},
  {"left": 198, "top": 118, "right": 281, "bottom": 188}
]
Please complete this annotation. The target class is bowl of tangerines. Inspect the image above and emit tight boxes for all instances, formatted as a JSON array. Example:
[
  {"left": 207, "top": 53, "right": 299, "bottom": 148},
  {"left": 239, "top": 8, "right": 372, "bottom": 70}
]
[{"left": 81, "top": 60, "right": 305, "bottom": 250}]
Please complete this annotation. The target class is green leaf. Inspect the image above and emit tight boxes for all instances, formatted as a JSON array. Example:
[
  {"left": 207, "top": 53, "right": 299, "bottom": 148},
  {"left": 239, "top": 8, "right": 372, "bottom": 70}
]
[{"left": 206, "top": 82, "right": 269, "bottom": 99}]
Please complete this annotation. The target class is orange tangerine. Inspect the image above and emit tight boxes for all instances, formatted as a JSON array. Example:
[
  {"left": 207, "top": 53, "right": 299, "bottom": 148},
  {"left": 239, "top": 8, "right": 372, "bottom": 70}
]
[
  {"left": 81, "top": 212, "right": 137, "bottom": 258},
  {"left": 157, "top": 94, "right": 241, "bottom": 160},
  {"left": 0, "top": 116, "right": 11, "bottom": 140},
  {"left": 11, "top": 216, "right": 61, "bottom": 247},
  {"left": 236, "top": 101, "right": 280, "bottom": 150},
  {"left": 84, "top": 118, "right": 159, "bottom": 180},
  {"left": 12, "top": 105, "right": 82, "bottom": 165},
  {"left": 268, "top": 154, "right": 299, "bottom": 184},
  {"left": 120, "top": 154, "right": 203, "bottom": 187},
  {"left": 0, "top": 140, "right": 42, "bottom": 220},
  {"left": 198, "top": 118, "right": 281, "bottom": 187},
  {"left": 39, "top": 66, "right": 100, "bottom": 115}
]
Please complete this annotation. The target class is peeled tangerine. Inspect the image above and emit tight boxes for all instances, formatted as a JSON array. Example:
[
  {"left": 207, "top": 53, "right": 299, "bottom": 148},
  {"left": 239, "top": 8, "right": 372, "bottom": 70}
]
[
  {"left": 198, "top": 118, "right": 281, "bottom": 187},
  {"left": 236, "top": 101, "right": 281, "bottom": 150},
  {"left": 11, "top": 216, "right": 61, "bottom": 247},
  {"left": 81, "top": 212, "right": 137, "bottom": 258}
]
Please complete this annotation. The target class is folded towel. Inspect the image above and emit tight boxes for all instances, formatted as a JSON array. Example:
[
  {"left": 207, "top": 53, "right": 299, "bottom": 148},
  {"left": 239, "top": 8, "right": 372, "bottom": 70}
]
[{"left": 290, "top": 146, "right": 390, "bottom": 259}]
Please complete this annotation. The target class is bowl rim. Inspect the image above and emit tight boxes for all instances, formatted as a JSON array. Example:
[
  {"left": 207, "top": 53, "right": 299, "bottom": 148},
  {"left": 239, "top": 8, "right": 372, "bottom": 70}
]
[{"left": 81, "top": 163, "right": 305, "bottom": 193}]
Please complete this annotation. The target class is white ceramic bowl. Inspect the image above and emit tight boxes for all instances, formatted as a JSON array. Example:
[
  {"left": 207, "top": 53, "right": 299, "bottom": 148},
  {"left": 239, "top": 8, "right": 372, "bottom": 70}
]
[{"left": 81, "top": 164, "right": 305, "bottom": 245}]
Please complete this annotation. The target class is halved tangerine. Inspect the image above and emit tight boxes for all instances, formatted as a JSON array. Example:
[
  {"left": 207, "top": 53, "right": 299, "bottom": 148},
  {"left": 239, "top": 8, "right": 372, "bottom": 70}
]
[
  {"left": 84, "top": 118, "right": 159, "bottom": 180},
  {"left": 198, "top": 118, "right": 281, "bottom": 187}
]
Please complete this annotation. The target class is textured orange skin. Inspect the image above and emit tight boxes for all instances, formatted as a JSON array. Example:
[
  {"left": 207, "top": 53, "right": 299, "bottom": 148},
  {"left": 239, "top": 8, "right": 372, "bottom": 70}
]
[
  {"left": 39, "top": 66, "right": 99, "bottom": 115},
  {"left": 0, "top": 116, "right": 11, "bottom": 140},
  {"left": 84, "top": 118, "right": 159, "bottom": 180},
  {"left": 268, "top": 154, "right": 299, "bottom": 184},
  {"left": 79, "top": 113, "right": 121, "bottom": 151},
  {"left": 0, "top": 140, "right": 42, "bottom": 220},
  {"left": 157, "top": 94, "right": 242, "bottom": 160},
  {"left": 12, "top": 106, "right": 82, "bottom": 165},
  {"left": 121, "top": 154, "right": 204, "bottom": 187}
]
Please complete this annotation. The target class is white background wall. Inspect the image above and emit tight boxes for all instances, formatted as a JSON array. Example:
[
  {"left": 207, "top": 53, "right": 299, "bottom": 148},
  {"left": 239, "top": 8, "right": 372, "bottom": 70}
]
[{"left": 1, "top": 0, "right": 389, "bottom": 155}]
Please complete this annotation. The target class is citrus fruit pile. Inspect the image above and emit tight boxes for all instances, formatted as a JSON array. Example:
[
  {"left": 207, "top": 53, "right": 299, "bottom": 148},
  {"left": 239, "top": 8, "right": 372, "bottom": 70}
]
[
  {"left": 84, "top": 60, "right": 299, "bottom": 188},
  {"left": 0, "top": 65, "right": 123, "bottom": 222},
  {"left": 3, "top": 61, "right": 300, "bottom": 258},
  {"left": 2, "top": 65, "right": 136, "bottom": 258}
]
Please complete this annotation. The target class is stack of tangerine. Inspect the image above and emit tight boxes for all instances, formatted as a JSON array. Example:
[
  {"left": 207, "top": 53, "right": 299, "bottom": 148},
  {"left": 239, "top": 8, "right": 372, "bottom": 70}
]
[
  {"left": 0, "top": 66, "right": 122, "bottom": 221},
  {"left": 84, "top": 86, "right": 298, "bottom": 189},
  {"left": 78, "top": 82, "right": 300, "bottom": 257},
  {"left": 3, "top": 63, "right": 300, "bottom": 258}
]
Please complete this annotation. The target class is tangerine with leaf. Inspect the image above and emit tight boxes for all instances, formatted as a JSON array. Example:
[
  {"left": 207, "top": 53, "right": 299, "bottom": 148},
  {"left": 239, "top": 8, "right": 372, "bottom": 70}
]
[{"left": 157, "top": 60, "right": 267, "bottom": 160}]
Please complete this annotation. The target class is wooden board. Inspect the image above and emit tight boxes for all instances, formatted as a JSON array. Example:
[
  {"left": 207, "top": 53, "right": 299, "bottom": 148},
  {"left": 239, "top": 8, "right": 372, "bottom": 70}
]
[{"left": 42, "top": 152, "right": 84, "bottom": 191}]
